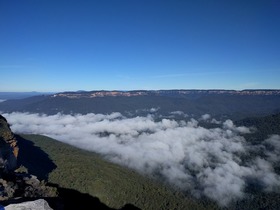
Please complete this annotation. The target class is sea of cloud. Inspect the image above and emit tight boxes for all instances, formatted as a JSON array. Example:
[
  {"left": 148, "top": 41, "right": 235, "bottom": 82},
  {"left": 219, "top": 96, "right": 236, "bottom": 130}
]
[{"left": 3, "top": 111, "right": 280, "bottom": 206}]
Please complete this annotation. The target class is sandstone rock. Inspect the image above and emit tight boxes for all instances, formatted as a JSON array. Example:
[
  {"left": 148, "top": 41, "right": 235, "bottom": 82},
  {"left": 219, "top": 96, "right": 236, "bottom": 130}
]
[
  {"left": 0, "top": 115, "right": 58, "bottom": 202},
  {"left": 0, "top": 115, "right": 19, "bottom": 175},
  {"left": 5, "top": 199, "right": 53, "bottom": 210}
]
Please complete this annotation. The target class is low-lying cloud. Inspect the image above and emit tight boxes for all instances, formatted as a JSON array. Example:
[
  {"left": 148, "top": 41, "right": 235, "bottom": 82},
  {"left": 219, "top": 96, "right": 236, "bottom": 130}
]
[{"left": 3, "top": 112, "right": 280, "bottom": 206}]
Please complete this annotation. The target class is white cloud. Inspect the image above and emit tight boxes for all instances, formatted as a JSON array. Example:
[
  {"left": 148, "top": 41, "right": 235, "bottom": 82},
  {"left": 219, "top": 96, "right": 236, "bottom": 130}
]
[
  {"left": 264, "top": 135, "right": 280, "bottom": 163},
  {"left": 170, "top": 111, "right": 188, "bottom": 116},
  {"left": 200, "top": 114, "right": 211, "bottom": 121},
  {"left": 3, "top": 112, "right": 280, "bottom": 206}
]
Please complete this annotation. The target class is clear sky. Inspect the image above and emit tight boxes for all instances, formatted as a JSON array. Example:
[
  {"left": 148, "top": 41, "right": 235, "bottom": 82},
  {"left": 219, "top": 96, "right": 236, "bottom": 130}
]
[{"left": 0, "top": 0, "right": 279, "bottom": 92}]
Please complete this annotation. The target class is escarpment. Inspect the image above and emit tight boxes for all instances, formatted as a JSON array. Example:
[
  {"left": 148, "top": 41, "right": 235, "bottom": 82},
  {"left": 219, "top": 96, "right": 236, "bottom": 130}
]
[
  {"left": 0, "top": 115, "right": 19, "bottom": 175},
  {"left": 0, "top": 114, "right": 57, "bottom": 207}
]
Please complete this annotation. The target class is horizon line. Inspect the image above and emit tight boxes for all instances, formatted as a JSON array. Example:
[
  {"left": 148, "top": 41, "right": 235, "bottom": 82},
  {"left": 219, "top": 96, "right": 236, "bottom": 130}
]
[{"left": 1, "top": 88, "right": 280, "bottom": 93}]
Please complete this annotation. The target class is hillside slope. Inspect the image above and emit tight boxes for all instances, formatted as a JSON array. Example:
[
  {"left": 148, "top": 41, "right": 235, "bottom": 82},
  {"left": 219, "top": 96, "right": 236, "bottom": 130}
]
[{"left": 18, "top": 134, "right": 219, "bottom": 210}]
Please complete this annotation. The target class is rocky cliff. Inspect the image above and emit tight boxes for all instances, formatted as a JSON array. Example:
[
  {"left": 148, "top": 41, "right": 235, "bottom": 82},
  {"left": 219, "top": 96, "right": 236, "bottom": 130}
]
[
  {"left": 0, "top": 114, "right": 57, "bottom": 206},
  {"left": 0, "top": 115, "right": 18, "bottom": 175}
]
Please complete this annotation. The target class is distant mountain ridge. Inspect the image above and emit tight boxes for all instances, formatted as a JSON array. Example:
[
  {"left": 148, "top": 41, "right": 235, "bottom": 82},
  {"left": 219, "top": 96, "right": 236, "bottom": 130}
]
[
  {"left": 53, "top": 89, "right": 280, "bottom": 98},
  {"left": 1, "top": 89, "right": 280, "bottom": 120},
  {"left": 0, "top": 92, "right": 55, "bottom": 100}
]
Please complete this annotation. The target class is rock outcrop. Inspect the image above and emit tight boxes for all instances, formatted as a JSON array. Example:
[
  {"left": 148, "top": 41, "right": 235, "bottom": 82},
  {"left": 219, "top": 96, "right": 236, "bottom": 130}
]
[
  {"left": 0, "top": 172, "right": 57, "bottom": 201},
  {"left": 4, "top": 199, "right": 53, "bottom": 210},
  {"left": 0, "top": 115, "right": 19, "bottom": 175},
  {"left": 0, "top": 114, "right": 57, "bottom": 205}
]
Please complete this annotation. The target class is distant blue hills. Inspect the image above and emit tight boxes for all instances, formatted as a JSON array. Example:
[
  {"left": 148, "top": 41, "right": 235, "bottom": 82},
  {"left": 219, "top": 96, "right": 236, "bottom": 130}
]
[{"left": 0, "top": 92, "right": 55, "bottom": 100}]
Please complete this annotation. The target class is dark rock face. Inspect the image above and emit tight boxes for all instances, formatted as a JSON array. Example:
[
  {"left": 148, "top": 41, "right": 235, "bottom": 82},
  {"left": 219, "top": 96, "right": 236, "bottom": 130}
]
[
  {"left": 0, "top": 173, "right": 57, "bottom": 202},
  {"left": 0, "top": 115, "right": 19, "bottom": 175}
]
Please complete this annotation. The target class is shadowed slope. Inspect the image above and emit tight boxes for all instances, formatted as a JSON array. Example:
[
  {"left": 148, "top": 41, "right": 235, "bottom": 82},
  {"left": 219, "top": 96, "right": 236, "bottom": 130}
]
[{"left": 16, "top": 135, "right": 57, "bottom": 180}]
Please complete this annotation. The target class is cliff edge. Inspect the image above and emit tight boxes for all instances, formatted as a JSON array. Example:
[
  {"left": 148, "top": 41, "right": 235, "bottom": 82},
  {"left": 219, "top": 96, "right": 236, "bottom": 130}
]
[
  {"left": 0, "top": 114, "right": 57, "bottom": 206},
  {"left": 0, "top": 114, "right": 19, "bottom": 175}
]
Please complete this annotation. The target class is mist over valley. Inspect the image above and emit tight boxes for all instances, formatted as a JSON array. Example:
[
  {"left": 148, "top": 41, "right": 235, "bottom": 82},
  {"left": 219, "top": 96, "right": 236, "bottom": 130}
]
[{"left": 1, "top": 90, "right": 280, "bottom": 208}]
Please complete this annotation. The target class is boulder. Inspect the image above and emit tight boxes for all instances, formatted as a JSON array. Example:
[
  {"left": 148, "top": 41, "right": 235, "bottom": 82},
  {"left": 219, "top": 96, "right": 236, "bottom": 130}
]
[{"left": 4, "top": 199, "right": 53, "bottom": 210}]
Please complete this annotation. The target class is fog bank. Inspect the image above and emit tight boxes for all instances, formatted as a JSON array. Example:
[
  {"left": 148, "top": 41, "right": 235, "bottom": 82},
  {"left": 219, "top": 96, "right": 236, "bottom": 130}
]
[{"left": 3, "top": 112, "right": 280, "bottom": 206}]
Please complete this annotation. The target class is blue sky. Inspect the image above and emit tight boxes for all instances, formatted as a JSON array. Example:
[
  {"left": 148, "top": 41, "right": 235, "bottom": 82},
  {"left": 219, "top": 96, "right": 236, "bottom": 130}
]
[{"left": 0, "top": 0, "right": 279, "bottom": 92}]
